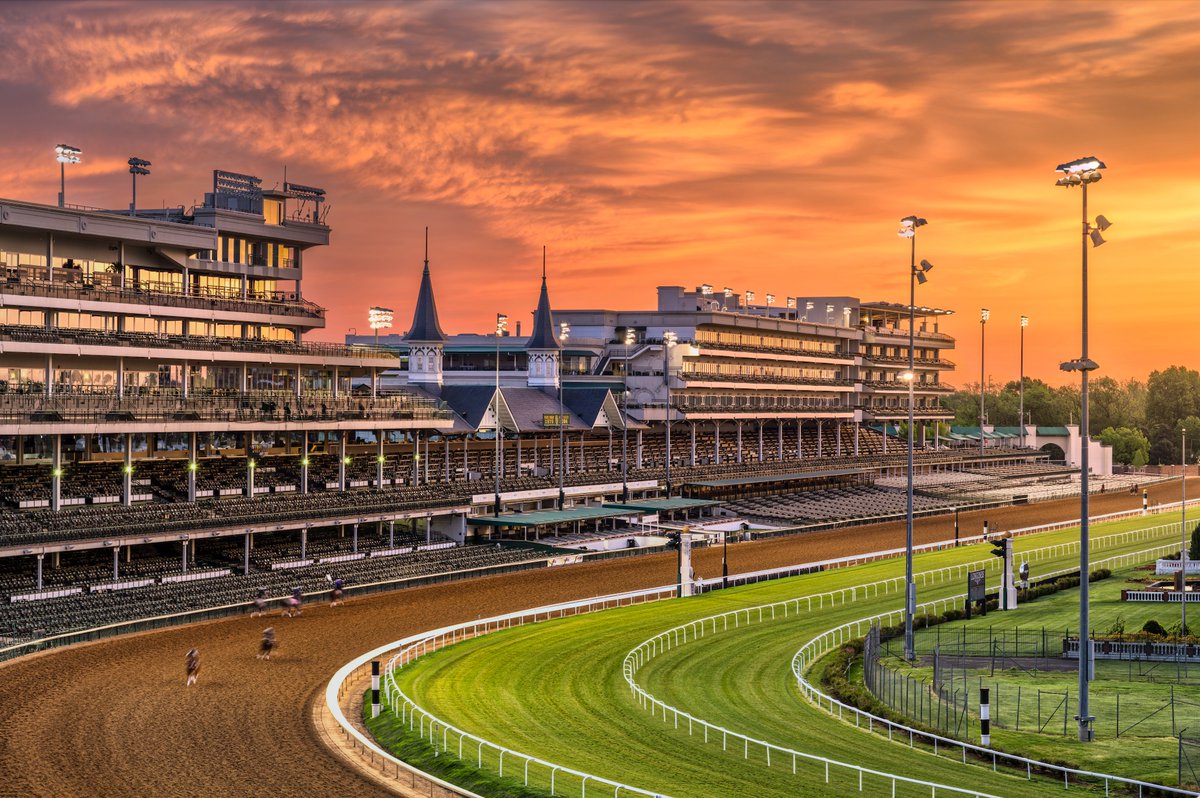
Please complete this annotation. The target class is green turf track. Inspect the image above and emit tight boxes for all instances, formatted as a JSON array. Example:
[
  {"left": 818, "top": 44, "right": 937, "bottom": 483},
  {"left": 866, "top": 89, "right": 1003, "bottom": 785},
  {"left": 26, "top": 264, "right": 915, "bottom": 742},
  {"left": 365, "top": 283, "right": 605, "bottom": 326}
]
[{"left": 381, "top": 513, "right": 1190, "bottom": 798}]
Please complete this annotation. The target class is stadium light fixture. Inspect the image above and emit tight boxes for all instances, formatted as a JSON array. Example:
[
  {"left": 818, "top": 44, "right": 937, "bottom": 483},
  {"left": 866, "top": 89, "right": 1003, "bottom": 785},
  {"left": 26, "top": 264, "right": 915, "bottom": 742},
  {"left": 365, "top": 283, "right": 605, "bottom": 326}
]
[
  {"left": 745, "top": 290, "right": 755, "bottom": 305},
  {"left": 128, "top": 156, "right": 151, "bottom": 216},
  {"left": 765, "top": 293, "right": 775, "bottom": 306},
  {"left": 1055, "top": 153, "right": 1109, "bottom": 743},
  {"left": 786, "top": 297, "right": 796, "bottom": 309},
  {"left": 699, "top": 284, "right": 713, "bottom": 296},
  {"left": 979, "top": 308, "right": 988, "bottom": 458},
  {"left": 493, "top": 311, "right": 508, "bottom": 516},
  {"left": 55, "top": 143, "right": 82, "bottom": 208},
  {"left": 622, "top": 327, "right": 636, "bottom": 501},
  {"left": 368, "top": 306, "right": 394, "bottom": 347}
]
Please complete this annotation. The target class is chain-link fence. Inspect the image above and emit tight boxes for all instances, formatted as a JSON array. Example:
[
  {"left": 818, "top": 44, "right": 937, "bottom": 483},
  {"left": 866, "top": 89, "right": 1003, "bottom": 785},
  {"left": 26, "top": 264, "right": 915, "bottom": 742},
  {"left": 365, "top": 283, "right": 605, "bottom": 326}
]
[{"left": 865, "top": 624, "right": 1200, "bottom": 741}]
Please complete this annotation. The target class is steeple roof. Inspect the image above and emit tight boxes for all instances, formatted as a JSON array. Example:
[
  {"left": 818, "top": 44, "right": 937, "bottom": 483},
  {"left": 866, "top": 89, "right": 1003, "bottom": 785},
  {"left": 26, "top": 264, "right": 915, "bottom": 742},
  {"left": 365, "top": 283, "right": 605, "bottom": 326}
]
[
  {"left": 525, "top": 252, "right": 561, "bottom": 351},
  {"left": 404, "top": 228, "right": 447, "bottom": 343}
]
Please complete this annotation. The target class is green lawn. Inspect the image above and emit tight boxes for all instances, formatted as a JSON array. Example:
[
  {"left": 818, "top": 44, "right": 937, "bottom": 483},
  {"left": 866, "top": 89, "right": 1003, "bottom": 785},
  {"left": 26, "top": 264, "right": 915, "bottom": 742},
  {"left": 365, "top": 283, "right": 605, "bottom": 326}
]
[{"left": 371, "top": 513, "right": 1189, "bottom": 797}]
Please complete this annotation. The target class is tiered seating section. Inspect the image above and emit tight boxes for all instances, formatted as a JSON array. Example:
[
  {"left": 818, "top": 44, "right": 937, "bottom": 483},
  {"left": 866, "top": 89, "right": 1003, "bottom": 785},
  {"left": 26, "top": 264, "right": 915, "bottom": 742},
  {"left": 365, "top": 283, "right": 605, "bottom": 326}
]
[{"left": 725, "top": 485, "right": 957, "bottom": 525}]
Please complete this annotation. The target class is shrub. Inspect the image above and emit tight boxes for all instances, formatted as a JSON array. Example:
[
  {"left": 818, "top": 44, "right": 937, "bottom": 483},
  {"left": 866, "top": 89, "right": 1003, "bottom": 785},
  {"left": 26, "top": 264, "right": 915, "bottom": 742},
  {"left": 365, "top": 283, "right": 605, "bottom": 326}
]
[{"left": 1142, "top": 619, "right": 1167, "bottom": 637}]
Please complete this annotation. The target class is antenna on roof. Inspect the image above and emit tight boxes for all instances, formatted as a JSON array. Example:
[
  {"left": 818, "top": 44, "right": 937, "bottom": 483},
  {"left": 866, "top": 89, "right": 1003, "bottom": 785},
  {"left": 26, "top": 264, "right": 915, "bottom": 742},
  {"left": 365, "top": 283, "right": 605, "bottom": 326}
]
[
  {"left": 542, "top": 245, "right": 547, "bottom": 280},
  {"left": 424, "top": 226, "right": 429, "bottom": 271}
]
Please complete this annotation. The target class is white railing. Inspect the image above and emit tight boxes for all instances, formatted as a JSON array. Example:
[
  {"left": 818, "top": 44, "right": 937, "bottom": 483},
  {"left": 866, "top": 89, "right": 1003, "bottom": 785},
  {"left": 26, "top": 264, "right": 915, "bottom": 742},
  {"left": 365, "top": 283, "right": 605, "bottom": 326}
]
[{"left": 326, "top": 516, "right": 1186, "bottom": 798}]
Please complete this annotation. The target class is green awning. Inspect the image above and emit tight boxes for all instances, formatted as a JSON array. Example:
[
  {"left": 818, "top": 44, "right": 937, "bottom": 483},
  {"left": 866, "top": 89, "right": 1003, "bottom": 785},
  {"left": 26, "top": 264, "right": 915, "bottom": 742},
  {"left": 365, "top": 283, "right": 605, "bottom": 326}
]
[
  {"left": 468, "top": 507, "right": 631, "bottom": 528},
  {"left": 1037, "top": 426, "right": 1071, "bottom": 436},
  {"left": 603, "top": 498, "right": 720, "bottom": 512}
]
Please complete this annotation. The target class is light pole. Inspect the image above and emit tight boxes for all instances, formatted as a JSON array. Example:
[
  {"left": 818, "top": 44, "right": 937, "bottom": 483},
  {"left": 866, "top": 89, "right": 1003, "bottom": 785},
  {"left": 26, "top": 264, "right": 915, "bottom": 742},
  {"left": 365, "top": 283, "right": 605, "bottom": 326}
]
[
  {"left": 663, "top": 330, "right": 678, "bottom": 497},
  {"left": 558, "top": 321, "right": 570, "bottom": 510},
  {"left": 898, "top": 214, "right": 933, "bottom": 662},
  {"left": 1183, "top": 427, "right": 1189, "bottom": 637},
  {"left": 128, "top": 157, "right": 151, "bottom": 216},
  {"left": 1055, "top": 154, "right": 1109, "bottom": 742},
  {"left": 368, "top": 307, "right": 394, "bottom": 348},
  {"left": 55, "top": 144, "right": 82, "bottom": 208},
  {"left": 1020, "top": 315, "right": 1029, "bottom": 448},
  {"left": 493, "top": 312, "right": 508, "bottom": 516},
  {"left": 979, "top": 308, "right": 989, "bottom": 456},
  {"left": 621, "top": 328, "right": 635, "bottom": 501}
]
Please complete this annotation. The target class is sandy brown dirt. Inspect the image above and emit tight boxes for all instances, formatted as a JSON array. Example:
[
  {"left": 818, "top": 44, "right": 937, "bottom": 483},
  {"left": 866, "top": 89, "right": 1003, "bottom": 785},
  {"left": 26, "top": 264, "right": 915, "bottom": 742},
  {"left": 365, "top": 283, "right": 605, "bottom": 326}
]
[{"left": 0, "top": 481, "right": 1180, "bottom": 797}]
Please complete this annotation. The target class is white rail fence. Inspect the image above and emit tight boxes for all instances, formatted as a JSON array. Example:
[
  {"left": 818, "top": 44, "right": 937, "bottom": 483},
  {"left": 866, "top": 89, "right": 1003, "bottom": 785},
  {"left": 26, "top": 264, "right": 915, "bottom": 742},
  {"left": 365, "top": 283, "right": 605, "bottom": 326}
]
[{"left": 324, "top": 516, "right": 1191, "bottom": 798}]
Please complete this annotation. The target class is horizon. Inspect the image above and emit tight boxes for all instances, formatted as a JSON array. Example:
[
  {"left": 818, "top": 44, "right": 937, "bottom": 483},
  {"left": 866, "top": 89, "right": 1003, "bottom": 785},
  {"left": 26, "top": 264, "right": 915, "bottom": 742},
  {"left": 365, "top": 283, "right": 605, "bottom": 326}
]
[{"left": 2, "top": 0, "right": 1198, "bottom": 387}]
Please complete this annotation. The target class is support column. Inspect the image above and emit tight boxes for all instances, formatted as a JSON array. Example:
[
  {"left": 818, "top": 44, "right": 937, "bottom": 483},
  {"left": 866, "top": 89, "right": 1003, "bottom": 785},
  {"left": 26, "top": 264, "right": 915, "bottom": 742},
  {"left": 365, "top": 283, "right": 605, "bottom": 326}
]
[
  {"left": 243, "top": 533, "right": 251, "bottom": 575},
  {"left": 777, "top": 421, "right": 783, "bottom": 460},
  {"left": 854, "top": 423, "right": 860, "bottom": 456},
  {"left": 636, "top": 430, "right": 643, "bottom": 469},
  {"left": 352, "top": 523, "right": 359, "bottom": 554},
  {"left": 690, "top": 423, "right": 697, "bottom": 467},
  {"left": 113, "top": 547, "right": 120, "bottom": 581},
  {"left": 50, "top": 434, "right": 61, "bottom": 512},
  {"left": 836, "top": 423, "right": 843, "bottom": 456},
  {"left": 338, "top": 433, "right": 347, "bottom": 492},
  {"left": 45, "top": 353, "right": 53, "bottom": 397},
  {"left": 714, "top": 423, "right": 721, "bottom": 465},
  {"left": 883, "top": 424, "right": 888, "bottom": 455},
  {"left": 444, "top": 437, "right": 450, "bottom": 482},
  {"left": 797, "top": 420, "right": 803, "bottom": 460},
  {"left": 246, "top": 457, "right": 255, "bottom": 497},
  {"left": 122, "top": 434, "right": 133, "bottom": 507},
  {"left": 182, "top": 539, "right": 189, "bottom": 574},
  {"left": 413, "top": 431, "right": 421, "bottom": 487},
  {"left": 516, "top": 436, "right": 523, "bottom": 476},
  {"left": 240, "top": 363, "right": 248, "bottom": 393},
  {"left": 301, "top": 527, "right": 308, "bottom": 560},
  {"left": 736, "top": 421, "right": 743, "bottom": 465},
  {"left": 117, "top": 357, "right": 125, "bottom": 398},
  {"left": 817, "top": 420, "right": 823, "bottom": 457},
  {"left": 607, "top": 428, "right": 613, "bottom": 471},
  {"left": 425, "top": 516, "right": 431, "bottom": 545},
  {"left": 757, "top": 421, "right": 764, "bottom": 463},
  {"left": 462, "top": 435, "right": 469, "bottom": 482},
  {"left": 300, "top": 431, "right": 310, "bottom": 495},
  {"left": 388, "top": 520, "right": 395, "bottom": 548},
  {"left": 188, "top": 433, "right": 198, "bottom": 502},
  {"left": 376, "top": 433, "right": 385, "bottom": 489},
  {"left": 36, "top": 554, "right": 44, "bottom": 590},
  {"left": 332, "top": 366, "right": 339, "bottom": 399}
]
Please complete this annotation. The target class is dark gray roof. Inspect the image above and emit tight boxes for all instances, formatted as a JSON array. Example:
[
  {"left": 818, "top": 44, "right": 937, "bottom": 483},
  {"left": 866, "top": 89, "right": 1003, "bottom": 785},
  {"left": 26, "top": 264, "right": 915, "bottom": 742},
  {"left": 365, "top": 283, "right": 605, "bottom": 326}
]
[
  {"left": 437, "top": 385, "right": 499, "bottom": 429},
  {"left": 563, "top": 387, "right": 611, "bottom": 427},
  {"left": 524, "top": 274, "right": 561, "bottom": 350},
  {"left": 403, "top": 260, "right": 447, "bottom": 343},
  {"left": 499, "top": 386, "right": 584, "bottom": 432}
]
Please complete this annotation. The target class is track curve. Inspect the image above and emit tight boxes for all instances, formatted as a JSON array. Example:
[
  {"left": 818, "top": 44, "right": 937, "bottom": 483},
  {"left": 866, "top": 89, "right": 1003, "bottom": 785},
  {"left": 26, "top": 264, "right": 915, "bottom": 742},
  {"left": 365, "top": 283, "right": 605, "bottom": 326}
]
[{"left": 0, "top": 483, "right": 1178, "bottom": 797}]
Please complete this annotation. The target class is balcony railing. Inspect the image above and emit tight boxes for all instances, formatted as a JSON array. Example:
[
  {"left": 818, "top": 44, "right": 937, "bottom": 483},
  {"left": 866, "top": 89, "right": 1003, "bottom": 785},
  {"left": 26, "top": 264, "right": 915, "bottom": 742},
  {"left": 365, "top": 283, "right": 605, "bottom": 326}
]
[
  {"left": 0, "top": 324, "right": 395, "bottom": 361},
  {"left": 860, "top": 353, "right": 956, "bottom": 369},
  {"left": 679, "top": 372, "right": 853, "bottom": 388},
  {"left": 0, "top": 390, "right": 453, "bottom": 425},
  {"left": 0, "top": 275, "right": 325, "bottom": 320},
  {"left": 693, "top": 339, "right": 852, "bottom": 360},
  {"left": 864, "top": 325, "right": 953, "bottom": 342}
]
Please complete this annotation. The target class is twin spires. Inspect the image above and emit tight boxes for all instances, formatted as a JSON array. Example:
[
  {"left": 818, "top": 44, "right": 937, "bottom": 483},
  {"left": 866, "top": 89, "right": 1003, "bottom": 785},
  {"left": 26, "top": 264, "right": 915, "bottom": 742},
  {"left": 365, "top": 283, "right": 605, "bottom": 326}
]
[{"left": 402, "top": 234, "right": 563, "bottom": 389}]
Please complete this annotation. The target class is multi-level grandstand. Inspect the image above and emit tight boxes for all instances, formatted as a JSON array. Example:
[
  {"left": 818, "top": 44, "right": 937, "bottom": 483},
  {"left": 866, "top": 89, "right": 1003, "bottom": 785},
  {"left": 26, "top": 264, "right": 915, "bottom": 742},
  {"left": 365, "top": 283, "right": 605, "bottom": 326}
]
[{"left": 0, "top": 166, "right": 1084, "bottom": 648}]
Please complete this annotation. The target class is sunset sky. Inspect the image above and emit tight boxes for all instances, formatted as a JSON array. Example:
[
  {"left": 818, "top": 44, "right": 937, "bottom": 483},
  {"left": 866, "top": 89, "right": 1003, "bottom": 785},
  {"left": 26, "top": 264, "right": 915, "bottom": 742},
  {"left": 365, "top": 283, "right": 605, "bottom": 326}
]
[{"left": 2, "top": 0, "right": 1198, "bottom": 388}]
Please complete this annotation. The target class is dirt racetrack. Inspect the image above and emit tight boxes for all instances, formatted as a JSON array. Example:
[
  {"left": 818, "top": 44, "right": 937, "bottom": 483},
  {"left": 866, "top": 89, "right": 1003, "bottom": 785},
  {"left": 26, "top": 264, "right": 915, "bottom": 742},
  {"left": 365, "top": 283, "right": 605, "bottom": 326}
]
[{"left": 0, "top": 481, "right": 1182, "bottom": 797}]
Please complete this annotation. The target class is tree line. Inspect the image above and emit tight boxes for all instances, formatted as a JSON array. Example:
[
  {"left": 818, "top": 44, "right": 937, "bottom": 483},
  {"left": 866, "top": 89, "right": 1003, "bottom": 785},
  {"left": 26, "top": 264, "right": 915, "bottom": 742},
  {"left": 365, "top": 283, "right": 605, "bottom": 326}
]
[{"left": 941, "top": 365, "right": 1200, "bottom": 466}]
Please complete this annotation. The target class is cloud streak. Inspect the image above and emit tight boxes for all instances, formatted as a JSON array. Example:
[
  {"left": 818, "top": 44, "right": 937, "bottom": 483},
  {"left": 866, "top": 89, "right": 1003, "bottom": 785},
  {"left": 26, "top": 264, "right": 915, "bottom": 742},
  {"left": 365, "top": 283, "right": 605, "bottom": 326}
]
[{"left": 0, "top": 0, "right": 1198, "bottom": 385}]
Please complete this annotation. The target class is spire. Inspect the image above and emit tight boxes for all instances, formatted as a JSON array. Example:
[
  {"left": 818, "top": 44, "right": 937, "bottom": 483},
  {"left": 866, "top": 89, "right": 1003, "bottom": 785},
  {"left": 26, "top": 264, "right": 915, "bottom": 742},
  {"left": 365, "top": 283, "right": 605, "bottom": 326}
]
[
  {"left": 404, "top": 226, "right": 447, "bottom": 343},
  {"left": 525, "top": 246, "right": 561, "bottom": 350}
]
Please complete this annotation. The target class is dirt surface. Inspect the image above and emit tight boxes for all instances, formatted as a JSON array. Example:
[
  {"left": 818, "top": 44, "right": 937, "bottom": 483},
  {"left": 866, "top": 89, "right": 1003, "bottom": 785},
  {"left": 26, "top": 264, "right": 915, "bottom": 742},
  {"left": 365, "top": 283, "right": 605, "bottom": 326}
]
[{"left": 0, "top": 481, "right": 1180, "bottom": 797}]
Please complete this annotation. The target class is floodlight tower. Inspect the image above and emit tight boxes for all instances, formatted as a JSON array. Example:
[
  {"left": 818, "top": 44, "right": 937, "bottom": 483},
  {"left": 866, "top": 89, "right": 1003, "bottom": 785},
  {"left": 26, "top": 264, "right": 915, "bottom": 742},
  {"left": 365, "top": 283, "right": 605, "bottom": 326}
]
[
  {"left": 558, "top": 321, "right": 570, "bottom": 509},
  {"left": 55, "top": 144, "right": 81, "bottom": 208},
  {"left": 621, "top": 328, "right": 636, "bottom": 501},
  {"left": 1054, "top": 154, "right": 1110, "bottom": 742},
  {"left": 979, "top": 308, "right": 990, "bottom": 456},
  {"left": 493, "top": 312, "right": 508, "bottom": 516},
  {"left": 1020, "top": 315, "right": 1029, "bottom": 448},
  {"left": 663, "top": 330, "right": 678, "bottom": 496},
  {"left": 898, "top": 214, "right": 933, "bottom": 661},
  {"left": 128, "top": 157, "right": 151, "bottom": 216}
]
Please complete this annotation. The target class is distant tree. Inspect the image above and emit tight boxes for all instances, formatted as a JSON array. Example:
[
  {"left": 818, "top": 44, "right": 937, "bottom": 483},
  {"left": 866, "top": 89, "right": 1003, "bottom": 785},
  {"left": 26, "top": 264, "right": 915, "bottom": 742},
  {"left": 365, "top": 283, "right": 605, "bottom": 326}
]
[
  {"left": 1189, "top": 522, "right": 1200, "bottom": 561},
  {"left": 1147, "top": 366, "right": 1200, "bottom": 439},
  {"left": 1098, "top": 426, "right": 1150, "bottom": 467},
  {"left": 1150, "top": 437, "right": 1178, "bottom": 466},
  {"left": 1090, "top": 377, "right": 1148, "bottom": 435}
]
